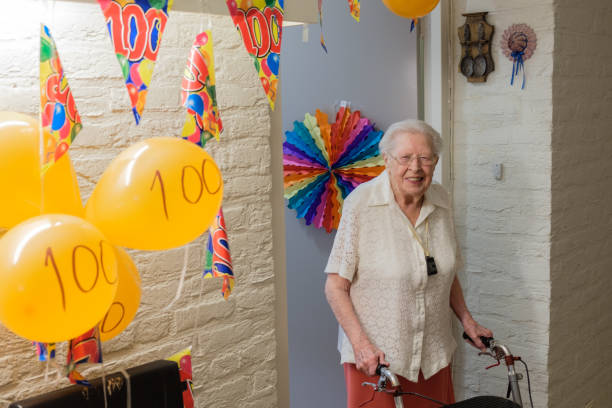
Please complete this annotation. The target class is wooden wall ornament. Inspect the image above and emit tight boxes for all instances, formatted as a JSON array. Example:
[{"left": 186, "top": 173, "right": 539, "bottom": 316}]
[{"left": 457, "top": 12, "right": 494, "bottom": 82}]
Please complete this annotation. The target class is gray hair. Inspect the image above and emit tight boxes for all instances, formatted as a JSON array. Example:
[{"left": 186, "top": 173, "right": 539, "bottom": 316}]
[{"left": 378, "top": 119, "right": 442, "bottom": 157}]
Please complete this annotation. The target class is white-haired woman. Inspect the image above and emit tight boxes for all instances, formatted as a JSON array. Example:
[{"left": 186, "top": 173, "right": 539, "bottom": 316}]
[{"left": 325, "top": 119, "right": 492, "bottom": 408}]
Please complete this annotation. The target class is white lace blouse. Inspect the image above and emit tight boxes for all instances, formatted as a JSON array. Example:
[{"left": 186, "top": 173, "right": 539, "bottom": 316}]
[{"left": 325, "top": 171, "right": 461, "bottom": 381}]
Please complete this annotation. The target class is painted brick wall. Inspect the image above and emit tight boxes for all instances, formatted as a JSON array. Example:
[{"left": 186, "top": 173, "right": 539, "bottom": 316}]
[
  {"left": 451, "top": 1, "right": 554, "bottom": 406},
  {"left": 549, "top": 1, "right": 612, "bottom": 407},
  {"left": 0, "top": 2, "right": 277, "bottom": 407}
]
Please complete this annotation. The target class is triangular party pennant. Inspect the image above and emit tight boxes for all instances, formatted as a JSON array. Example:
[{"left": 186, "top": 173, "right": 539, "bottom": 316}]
[
  {"left": 33, "top": 341, "right": 56, "bottom": 362},
  {"left": 225, "top": 0, "right": 284, "bottom": 110},
  {"left": 318, "top": 0, "right": 328, "bottom": 53},
  {"left": 347, "top": 0, "right": 360, "bottom": 21},
  {"left": 40, "top": 24, "right": 82, "bottom": 174},
  {"left": 203, "top": 208, "right": 234, "bottom": 299},
  {"left": 98, "top": 0, "right": 173, "bottom": 124},
  {"left": 66, "top": 326, "right": 102, "bottom": 386},
  {"left": 181, "top": 31, "right": 223, "bottom": 147}
]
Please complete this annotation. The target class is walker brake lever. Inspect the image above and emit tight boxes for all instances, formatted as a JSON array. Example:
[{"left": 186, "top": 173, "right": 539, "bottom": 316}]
[{"left": 361, "top": 381, "right": 379, "bottom": 391}]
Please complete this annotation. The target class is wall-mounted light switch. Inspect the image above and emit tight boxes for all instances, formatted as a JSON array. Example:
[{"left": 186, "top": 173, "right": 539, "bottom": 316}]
[{"left": 493, "top": 163, "right": 503, "bottom": 180}]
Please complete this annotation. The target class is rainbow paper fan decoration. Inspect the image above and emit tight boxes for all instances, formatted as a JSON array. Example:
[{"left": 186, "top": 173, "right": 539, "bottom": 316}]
[{"left": 283, "top": 106, "right": 385, "bottom": 232}]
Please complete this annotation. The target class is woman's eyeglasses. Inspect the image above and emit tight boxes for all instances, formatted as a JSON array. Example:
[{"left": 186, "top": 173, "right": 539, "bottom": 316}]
[{"left": 389, "top": 154, "right": 437, "bottom": 167}]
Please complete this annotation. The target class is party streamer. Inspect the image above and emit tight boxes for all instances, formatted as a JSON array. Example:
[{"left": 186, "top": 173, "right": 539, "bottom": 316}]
[
  {"left": 225, "top": 0, "right": 284, "bottom": 110},
  {"left": 203, "top": 208, "right": 234, "bottom": 299},
  {"left": 40, "top": 24, "right": 82, "bottom": 174},
  {"left": 283, "top": 107, "right": 384, "bottom": 232},
  {"left": 181, "top": 30, "right": 223, "bottom": 147},
  {"left": 98, "top": 0, "right": 173, "bottom": 124},
  {"left": 347, "top": 0, "right": 360, "bottom": 21}
]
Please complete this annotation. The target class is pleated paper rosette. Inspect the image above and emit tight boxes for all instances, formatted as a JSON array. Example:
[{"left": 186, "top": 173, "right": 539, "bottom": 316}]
[{"left": 283, "top": 106, "right": 385, "bottom": 232}]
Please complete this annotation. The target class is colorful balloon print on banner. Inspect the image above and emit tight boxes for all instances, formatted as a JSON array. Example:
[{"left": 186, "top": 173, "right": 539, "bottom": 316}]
[
  {"left": 98, "top": 0, "right": 172, "bottom": 124},
  {"left": 181, "top": 31, "right": 223, "bottom": 147},
  {"left": 66, "top": 326, "right": 102, "bottom": 385},
  {"left": 203, "top": 208, "right": 234, "bottom": 300},
  {"left": 283, "top": 106, "right": 385, "bottom": 232},
  {"left": 40, "top": 25, "right": 82, "bottom": 174},
  {"left": 225, "top": 0, "right": 284, "bottom": 110},
  {"left": 347, "top": 0, "right": 360, "bottom": 21}
]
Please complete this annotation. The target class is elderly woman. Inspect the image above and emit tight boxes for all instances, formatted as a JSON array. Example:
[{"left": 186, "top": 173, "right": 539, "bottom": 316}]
[{"left": 324, "top": 119, "right": 492, "bottom": 407}]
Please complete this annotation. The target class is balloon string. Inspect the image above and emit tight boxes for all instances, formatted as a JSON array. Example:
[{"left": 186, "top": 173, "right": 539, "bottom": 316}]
[
  {"left": 119, "top": 369, "right": 132, "bottom": 408},
  {"left": 44, "top": 358, "right": 50, "bottom": 381},
  {"left": 191, "top": 271, "right": 206, "bottom": 348},
  {"left": 162, "top": 245, "right": 190, "bottom": 311},
  {"left": 101, "top": 362, "right": 108, "bottom": 408},
  {"left": 199, "top": 0, "right": 204, "bottom": 33}
]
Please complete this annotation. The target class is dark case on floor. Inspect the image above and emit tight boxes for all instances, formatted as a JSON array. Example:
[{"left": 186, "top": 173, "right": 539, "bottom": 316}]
[{"left": 9, "top": 360, "right": 184, "bottom": 408}]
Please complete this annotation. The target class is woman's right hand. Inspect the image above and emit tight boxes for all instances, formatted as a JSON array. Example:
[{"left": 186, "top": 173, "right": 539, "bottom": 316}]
[{"left": 354, "top": 340, "right": 389, "bottom": 377}]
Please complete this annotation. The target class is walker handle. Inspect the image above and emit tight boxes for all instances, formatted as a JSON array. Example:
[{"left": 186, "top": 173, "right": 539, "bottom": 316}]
[{"left": 462, "top": 332, "right": 493, "bottom": 348}]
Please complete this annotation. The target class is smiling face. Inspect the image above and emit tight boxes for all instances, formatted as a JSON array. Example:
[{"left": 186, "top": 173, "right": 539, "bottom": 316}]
[{"left": 383, "top": 131, "right": 438, "bottom": 204}]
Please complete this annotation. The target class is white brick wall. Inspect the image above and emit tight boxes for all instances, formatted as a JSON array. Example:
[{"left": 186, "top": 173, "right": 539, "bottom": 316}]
[
  {"left": 549, "top": 1, "right": 612, "bottom": 407},
  {"left": 0, "top": 2, "right": 277, "bottom": 407},
  {"left": 451, "top": 1, "right": 554, "bottom": 406}
]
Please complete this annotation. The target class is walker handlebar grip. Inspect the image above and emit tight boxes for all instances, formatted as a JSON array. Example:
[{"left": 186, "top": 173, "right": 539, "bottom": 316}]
[{"left": 462, "top": 332, "right": 493, "bottom": 348}]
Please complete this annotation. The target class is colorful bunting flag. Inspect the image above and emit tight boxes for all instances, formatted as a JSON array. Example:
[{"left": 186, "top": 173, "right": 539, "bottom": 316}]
[
  {"left": 98, "top": 0, "right": 173, "bottom": 124},
  {"left": 283, "top": 107, "right": 384, "bottom": 232},
  {"left": 347, "top": 0, "right": 360, "bottom": 21},
  {"left": 167, "top": 348, "right": 194, "bottom": 408},
  {"left": 225, "top": 0, "right": 284, "bottom": 110},
  {"left": 66, "top": 326, "right": 102, "bottom": 386},
  {"left": 203, "top": 208, "right": 234, "bottom": 299},
  {"left": 33, "top": 342, "right": 56, "bottom": 362},
  {"left": 181, "top": 31, "right": 223, "bottom": 147},
  {"left": 318, "top": 0, "right": 328, "bottom": 53},
  {"left": 40, "top": 24, "right": 82, "bottom": 174}
]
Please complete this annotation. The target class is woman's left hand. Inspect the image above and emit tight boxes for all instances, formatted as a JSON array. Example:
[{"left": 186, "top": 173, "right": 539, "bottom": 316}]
[{"left": 462, "top": 318, "right": 493, "bottom": 351}]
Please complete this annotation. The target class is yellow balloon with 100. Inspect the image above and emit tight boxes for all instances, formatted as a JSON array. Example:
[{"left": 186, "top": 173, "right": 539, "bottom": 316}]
[
  {"left": 85, "top": 137, "right": 223, "bottom": 251},
  {"left": 99, "top": 246, "right": 141, "bottom": 342},
  {"left": 0, "top": 111, "right": 83, "bottom": 229},
  {"left": 381, "top": 0, "right": 440, "bottom": 19},
  {"left": 0, "top": 214, "right": 118, "bottom": 343}
]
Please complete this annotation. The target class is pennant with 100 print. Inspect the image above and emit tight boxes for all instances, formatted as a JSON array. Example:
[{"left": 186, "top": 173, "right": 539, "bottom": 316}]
[
  {"left": 181, "top": 31, "right": 223, "bottom": 147},
  {"left": 226, "top": 0, "right": 284, "bottom": 110},
  {"left": 40, "top": 24, "right": 82, "bottom": 174},
  {"left": 98, "top": 0, "right": 172, "bottom": 124}
]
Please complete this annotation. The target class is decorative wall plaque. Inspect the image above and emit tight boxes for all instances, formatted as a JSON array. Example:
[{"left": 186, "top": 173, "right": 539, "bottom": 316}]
[
  {"left": 458, "top": 12, "right": 494, "bottom": 82},
  {"left": 501, "top": 24, "right": 537, "bottom": 89}
]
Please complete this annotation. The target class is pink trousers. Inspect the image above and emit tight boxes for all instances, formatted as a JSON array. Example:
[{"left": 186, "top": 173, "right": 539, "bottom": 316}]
[{"left": 343, "top": 363, "right": 455, "bottom": 408}]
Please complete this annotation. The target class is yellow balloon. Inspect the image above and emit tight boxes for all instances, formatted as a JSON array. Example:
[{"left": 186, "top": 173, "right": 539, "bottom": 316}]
[
  {"left": 0, "top": 112, "right": 83, "bottom": 229},
  {"left": 381, "top": 0, "right": 440, "bottom": 19},
  {"left": 86, "top": 137, "right": 223, "bottom": 250},
  {"left": 99, "top": 246, "right": 141, "bottom": 342},
  {"left": 0, "top": 214, "right": 118, "bottom": 343}
]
